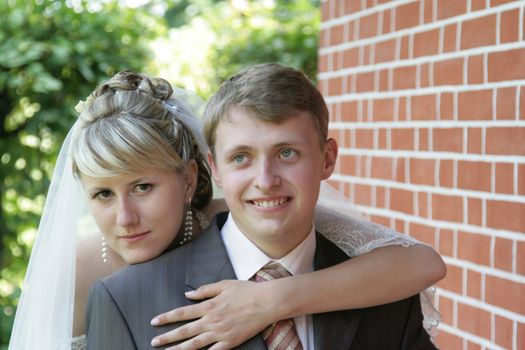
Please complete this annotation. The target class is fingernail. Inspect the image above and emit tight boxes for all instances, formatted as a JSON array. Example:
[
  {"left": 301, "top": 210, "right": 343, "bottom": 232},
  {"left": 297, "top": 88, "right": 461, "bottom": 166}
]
[
  {"left": 151, "top": 338, "right": 160, "bottom": 346},
  {"left": 185, "top": 290, "right": 196, "bottom": 297},
  {"left": 151, "top": 317, "right": 159, "bottom": 326}
]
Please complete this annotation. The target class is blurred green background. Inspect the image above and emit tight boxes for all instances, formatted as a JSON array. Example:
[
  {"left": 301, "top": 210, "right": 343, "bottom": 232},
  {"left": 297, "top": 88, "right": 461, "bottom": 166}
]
[{"left": 0, "top": 0, "right": 319, "bottom": 347}]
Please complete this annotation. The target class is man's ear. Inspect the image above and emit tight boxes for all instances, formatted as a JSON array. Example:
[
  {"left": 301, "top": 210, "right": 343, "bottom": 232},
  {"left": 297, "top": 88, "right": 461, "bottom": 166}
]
[
  {"left": 207, "top": 151, "right": 223, "bottom": 188},
  {"left": 185, "top": 160, "right": 199, "bottom": 201},
  {"left": 321, "top": 138, "right": 338, "bottom": 180}
]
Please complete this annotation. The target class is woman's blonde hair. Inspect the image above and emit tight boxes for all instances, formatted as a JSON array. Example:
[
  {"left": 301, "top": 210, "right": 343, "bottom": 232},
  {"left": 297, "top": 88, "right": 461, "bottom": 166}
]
[{"left": 71, "top": 71, "right": 212, "bottom": 209}]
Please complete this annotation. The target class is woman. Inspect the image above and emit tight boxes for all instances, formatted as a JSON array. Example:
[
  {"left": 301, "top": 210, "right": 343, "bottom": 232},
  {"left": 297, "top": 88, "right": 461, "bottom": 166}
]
[{"left": 8, "top": 71, "right": 444, "bottom": 350}]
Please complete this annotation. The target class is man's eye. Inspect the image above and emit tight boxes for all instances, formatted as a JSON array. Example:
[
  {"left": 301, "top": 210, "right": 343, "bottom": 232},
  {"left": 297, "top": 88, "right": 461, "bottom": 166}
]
[
  {"left": 280, "top": 149, "right": 296, "bottom": 159},
  {"left": 232, "top": 154, "right": 247, "bottom": 164}
]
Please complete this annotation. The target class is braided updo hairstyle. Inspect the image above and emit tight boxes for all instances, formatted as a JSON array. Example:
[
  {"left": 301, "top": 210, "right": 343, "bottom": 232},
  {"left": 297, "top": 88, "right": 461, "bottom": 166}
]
[{"left": 71, "top": 71, "right": 212, "bottom": 210}]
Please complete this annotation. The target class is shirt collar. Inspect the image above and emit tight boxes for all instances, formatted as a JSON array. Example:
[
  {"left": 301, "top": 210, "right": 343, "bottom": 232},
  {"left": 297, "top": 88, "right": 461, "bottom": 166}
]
[{"left": 220, "top": 212, "right": 316, "bottom": 281}]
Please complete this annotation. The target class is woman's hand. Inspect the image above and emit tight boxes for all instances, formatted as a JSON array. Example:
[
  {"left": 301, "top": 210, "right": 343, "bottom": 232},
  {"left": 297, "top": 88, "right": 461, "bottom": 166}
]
[{"left": 150, "top": 279, "right": 284, "bottom": 350}]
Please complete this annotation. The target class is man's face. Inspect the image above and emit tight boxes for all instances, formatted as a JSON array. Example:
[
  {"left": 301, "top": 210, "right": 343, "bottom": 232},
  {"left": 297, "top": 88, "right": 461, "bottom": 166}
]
[{"left": 209, "top": 107, "right": 337, "bottom": 258}]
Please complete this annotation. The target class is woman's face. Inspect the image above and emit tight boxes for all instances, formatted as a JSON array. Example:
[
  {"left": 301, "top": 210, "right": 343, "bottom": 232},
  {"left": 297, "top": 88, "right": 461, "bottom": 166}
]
[{"left": 81, "top": 166, "right": 196, "bottom": 264}]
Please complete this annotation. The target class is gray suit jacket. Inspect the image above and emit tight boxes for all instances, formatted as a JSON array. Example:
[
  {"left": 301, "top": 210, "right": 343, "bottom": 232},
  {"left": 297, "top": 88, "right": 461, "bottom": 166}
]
[{"left": 86, "top": 212, "right": 436, "bottom": 350}]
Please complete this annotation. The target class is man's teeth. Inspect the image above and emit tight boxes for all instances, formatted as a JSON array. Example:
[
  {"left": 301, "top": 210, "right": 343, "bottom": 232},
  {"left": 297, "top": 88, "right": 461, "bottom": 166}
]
[{"left": 253, "top": 198, "right": 287, "bottom": 207}]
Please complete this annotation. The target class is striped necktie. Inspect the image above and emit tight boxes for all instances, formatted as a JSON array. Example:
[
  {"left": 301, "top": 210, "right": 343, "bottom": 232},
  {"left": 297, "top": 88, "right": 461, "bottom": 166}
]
[{"left": 252, "top": 262, "right": 304, "bottom": 350}]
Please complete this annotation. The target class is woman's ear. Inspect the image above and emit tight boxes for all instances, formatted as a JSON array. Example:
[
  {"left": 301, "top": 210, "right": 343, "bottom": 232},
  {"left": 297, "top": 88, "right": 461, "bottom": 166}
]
[{"left": 185, "top": 160, "right": 199, "bottom": 201}]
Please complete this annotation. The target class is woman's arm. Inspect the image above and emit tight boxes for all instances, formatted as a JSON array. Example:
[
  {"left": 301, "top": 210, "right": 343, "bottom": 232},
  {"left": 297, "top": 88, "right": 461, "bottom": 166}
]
[{"left": 150, "top": 207, "right": 445, "bottom": 349}]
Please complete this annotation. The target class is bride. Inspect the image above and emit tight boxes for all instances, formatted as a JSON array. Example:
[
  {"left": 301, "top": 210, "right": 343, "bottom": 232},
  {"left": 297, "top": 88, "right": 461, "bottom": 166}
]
[{"left": 8, "top": 71, "right": 444, "bottom": 350}]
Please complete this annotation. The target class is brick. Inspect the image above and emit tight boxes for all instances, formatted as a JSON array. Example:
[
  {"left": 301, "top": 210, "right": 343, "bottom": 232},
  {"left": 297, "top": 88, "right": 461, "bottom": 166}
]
[
  {"left": 458, "top": 90, "right": 493, "bottom": 120},
  {"left": 321, "top": 1, "right": 330, "bottom": 22},
  {"left": 391, "top": 128, "right": 414, "bottom": 150},
  {"left": 395, "top": 158, "right": 406, "bottom": 183},
  {"left": 467, "top": 197, "right": 483, "bottom": 226},
  {"left": 371, "top": 156, "right": 393, "bottom": 180},
  {"left": 356, "top": 72, "right": 374, "bottom": 92},
  {"left": 485, "top": 275, "right": 525, "bottom": 314},
  {"left": 434, "top": 58, "right": 463, "bottom": 86},
  {"left": 411, "top": 94, "right": 436, "bottom": 120},
  {"left": 345, "top": 0, "right": 362, "bottom": 14},
  {"left": 395, "top": 219, "right": 405, "bottom": 235},
  {"left": 457, "top": 302, "right": 491, "bottom": 338},
  {"left": 413, "top": 29, "right": 439, "bottom": 58},
  {"left": 457, "top": 160, "right": 492, "bottom": 192},
  {"left": 378, "top": 128, "right": 387, "bottom": 149},
  {"left": 488, "top": 48, "right": 525, "bottom": 82},
  {"left": 437, "top": 0, "right": 467, "bottom": 20},
  {"left": 359, "top": 12, "right": 379, "bottom": 39},
  {"left": 521, "top": 86, "right": 525, "bottom": 120},
  {"left": 467, "top": 127, "right": 483, "bottom": 154},
  {"left": 438, "top": 228, "right": 454, "bottom": 257},
  {"left": 494, "top": 237, "right": 514, "bottom": 272},
  {"left": 487, "top": 200, "right": 525, "bottom": 232},
  {"left": 443, "top": 24, "right": 457, "bottom": 53},
  {"left": 409, "top": 222, "right": 435, "bottom": 246},
  {"left": 390, "top": 188, "right": 413, "bottom": 215},
  {"left": 332, "top": 51, "right": 343, "bottom": 71},
  {"left": 438, "top": 295, "right": 454, "bottom": 326},
  {"left": 340, "top": 154, "right": 358, "bottom": 176},
  {"left": 486, "top": 127, "right": 525, "bottom": 156},
  {"left": 518, "top": 322, "right": 525, "bottom": 350},
  {"left": 393, "top": 66, "right": 416, "bottom": 90},
  {"left": 518, "top": 241, "right": 525, "bottom": 275},
  {"left": 458, "top": 230, "right": 491, "bottom": 266},
  {"left": 471, "top": 0, "right": 486, "bottom": 11},
  {"left": 399, "top": 35, "right": 410, "bottom": 60},
  {"left": 519, "top": 163, "right": 525, "bottom": 195},
  {"left": 382, "top": 8, "right": 392, "bottom": 35},
  {"left": 495, "top": 162, "right": 514, "bottom": 195},
  {"left": 341, "top": 101, "right": 358, "bottom": 122},
  {"left": 467, "top": 342, "right": 482, "bottom": 350},
  {"left": 375, "top": 39, "right": 396, "bottom": 63},
  {"left": 329, "top": 24, "right": 345, "bottom": 46},
  {"left": 432, "top": 193, "right": 463, "bottom": 223},
  {"left": 343, "top": 47, "right": 359, "bottom": 68},
  {"left": 418, "top": 128, "right": 429, "bottom": 151},
  {"left": 468, "top": 54, "right": 484, "bottom": 84},
  {"left": 410, "top": 158, "right": 435, "bottom": 186},
  {"left": 466, "top": 269, "right": 482, "bottom": 299},
  {"left": 496, "top": 87, "right": 516, "bottom": 120},
  {"left": 440, "top": 92, "right": 455, "bottom": 120},
  {"left": 491, "top": 0, "right": 518, "bottom": 6},
  {"left": 370, "top": 214, "right": 391, "bottom": 228},
  {"left": 372, "top": 98, "right": 394, "bottom": 121},
  {"left": 501, "top": 9, "right": 520, "bottom": 44},
  {"left": 354, "top": 183, "right": 372, "bottom": 206},
  {"left": 419, "top": 63, "right": 430, "bottom": 87},
  {"left": 495, "top": 315, "right": 514, "bottom": 350},
  {"left": 423, "top": 0, "right": 434, "bottom": 24},
  {"left": 398, "top": 96, "right": 407, "bottom": 120},
  {"left": 328, "top": 77, "right": 343, "bottom": 96},
  {"left": 461, "top": 14, "right": 497, "bottom": 50},
  {"left": 438, "top": 263, "right": 463, "bottom": 294},
  {"left": 417, "top": 191, "right": 429, "bottom": 218},
  {"left": 439, "top": 159, "right": 454, "bottom": 188},
  {"left": 375, "top": 185, "right": 386, "bottom": 208},
  {"left": 395, "top": 1, "right": 420, "bottom": 30},
  {"left": 355, "top": 128, "right": 374, "bottom": 149},
  {"left": 363, "top": 44, "right": 372, "bottom": 65},
  {"left": 433, "top": 128, "right": 463, "bottom": 153},
  {"left": 379, "top": 69, "right": 390, "bottom": 91},
  {"left": 318, "top": 54, "right": 329, "bottom": 73}
]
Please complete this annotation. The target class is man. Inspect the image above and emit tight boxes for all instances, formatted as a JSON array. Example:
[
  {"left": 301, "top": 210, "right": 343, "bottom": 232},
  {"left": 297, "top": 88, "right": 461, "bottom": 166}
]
[{"left": 86, "top": 63, "right": 436, "bottom": 349}]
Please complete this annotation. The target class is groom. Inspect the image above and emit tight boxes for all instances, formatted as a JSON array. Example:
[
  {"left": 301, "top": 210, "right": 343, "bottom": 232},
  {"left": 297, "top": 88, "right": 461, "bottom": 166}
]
[{"left": 86, "top": 63, "right": 436, "bottom": 349}]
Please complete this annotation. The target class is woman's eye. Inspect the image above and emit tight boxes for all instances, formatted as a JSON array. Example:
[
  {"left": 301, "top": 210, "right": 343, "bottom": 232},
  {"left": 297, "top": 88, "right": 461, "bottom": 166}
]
[
  {"left": 135, "top": 183, "right": 152, "bottom": 193},
  {"left": 94, "top": 190, "right": 113, "bottom": 200},
  {"left": 280, "top": 149, "right": 296, "bottom": 159}
]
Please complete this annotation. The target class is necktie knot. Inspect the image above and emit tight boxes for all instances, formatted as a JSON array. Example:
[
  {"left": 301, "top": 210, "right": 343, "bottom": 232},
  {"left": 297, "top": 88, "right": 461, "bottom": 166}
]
[{"left": 253, "top": 262, "right": 291, "bottom": 282}]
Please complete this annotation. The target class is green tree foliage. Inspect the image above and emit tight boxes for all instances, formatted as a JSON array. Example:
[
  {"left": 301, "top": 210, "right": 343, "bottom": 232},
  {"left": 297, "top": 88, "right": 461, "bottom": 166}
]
[{"left": 0, "top": 0, "right": 155, "bottom": 345}]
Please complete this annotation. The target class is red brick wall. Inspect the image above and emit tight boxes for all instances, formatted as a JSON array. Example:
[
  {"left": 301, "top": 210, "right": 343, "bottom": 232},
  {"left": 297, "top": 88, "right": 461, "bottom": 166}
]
[{"left": 318, "top": 1, "right": 525, "bottom": 349}]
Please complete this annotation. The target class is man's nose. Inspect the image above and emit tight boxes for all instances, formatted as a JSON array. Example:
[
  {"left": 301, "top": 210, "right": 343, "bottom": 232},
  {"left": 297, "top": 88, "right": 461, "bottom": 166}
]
[
  {"left": 253, "top": 160, "right": 281, "bottom": 191},
  {"left": 115, "top": 197, "right": 139, "bottom": 227}
]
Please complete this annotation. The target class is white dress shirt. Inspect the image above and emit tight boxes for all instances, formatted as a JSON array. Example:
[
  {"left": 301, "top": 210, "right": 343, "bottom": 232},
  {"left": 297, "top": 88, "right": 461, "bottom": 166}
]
[{"left": 220, "top": 213, "right": 316, "bottom": 349}]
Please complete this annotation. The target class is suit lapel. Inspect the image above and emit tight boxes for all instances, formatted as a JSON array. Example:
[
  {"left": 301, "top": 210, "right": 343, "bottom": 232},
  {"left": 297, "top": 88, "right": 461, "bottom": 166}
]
[
  {"left": 185, "top": 212, "right": 266, "bottom": 350},
  {"left": 313, "top": 233, "right": 360, "bottom": 350}
]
